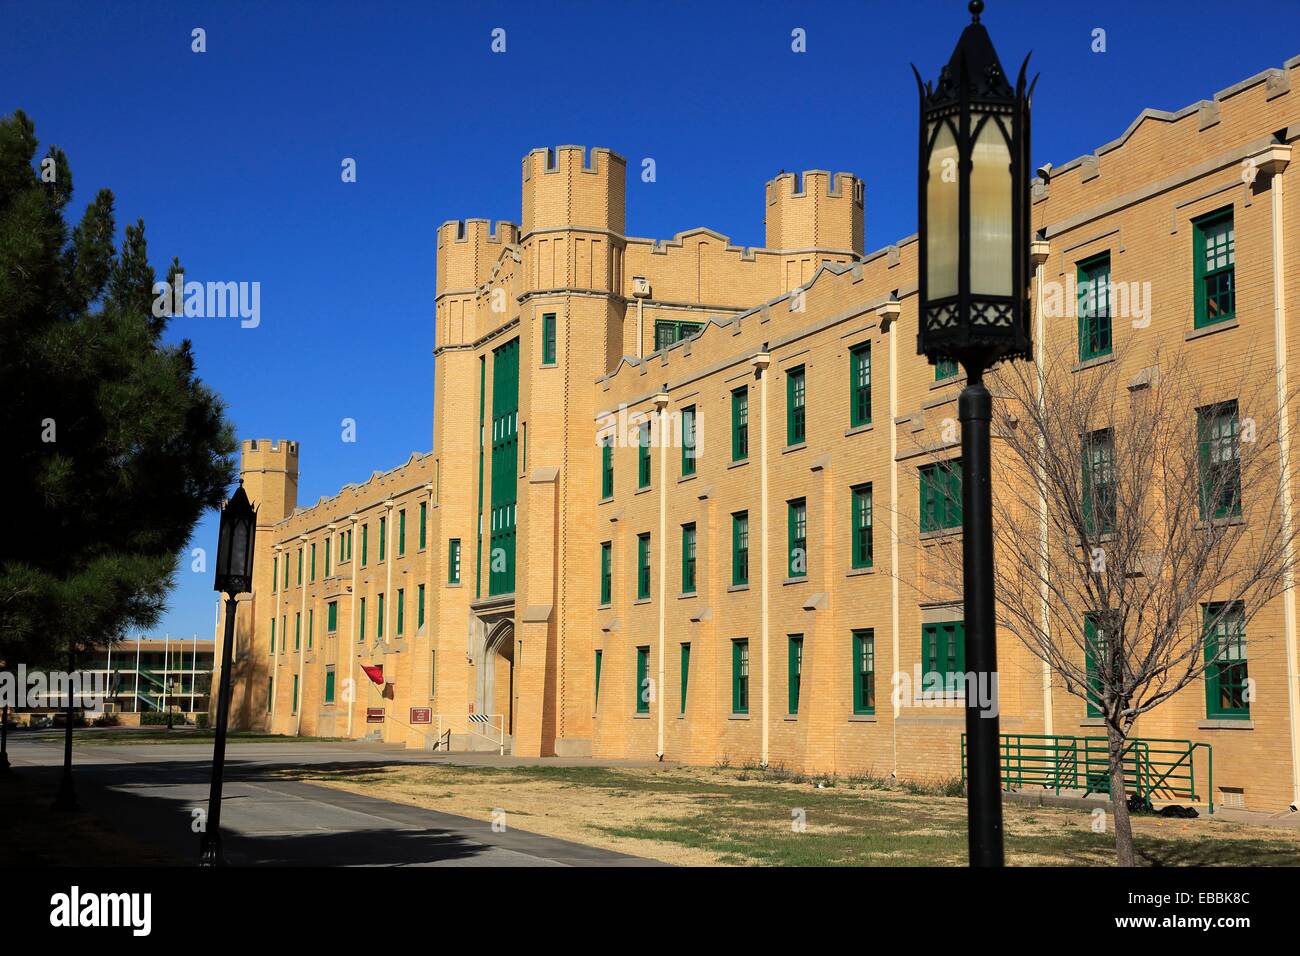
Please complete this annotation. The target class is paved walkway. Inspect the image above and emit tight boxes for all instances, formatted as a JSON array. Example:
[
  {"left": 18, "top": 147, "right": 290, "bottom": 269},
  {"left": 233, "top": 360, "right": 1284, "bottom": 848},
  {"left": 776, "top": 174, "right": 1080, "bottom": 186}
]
[{"left": 5, "top": 735, "right": 661, "bottom": 866}]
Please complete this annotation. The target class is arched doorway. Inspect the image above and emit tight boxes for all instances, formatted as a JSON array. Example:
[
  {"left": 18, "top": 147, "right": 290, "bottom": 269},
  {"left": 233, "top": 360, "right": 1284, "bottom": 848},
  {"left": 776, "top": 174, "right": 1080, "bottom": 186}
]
[{"left": 480, "top": 620, "right": 514, "bottom": 738}]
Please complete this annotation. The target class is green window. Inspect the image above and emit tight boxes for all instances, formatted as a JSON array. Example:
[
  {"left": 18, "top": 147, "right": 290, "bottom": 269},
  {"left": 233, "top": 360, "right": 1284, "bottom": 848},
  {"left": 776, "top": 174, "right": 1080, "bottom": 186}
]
[
  {"left": 1084, "top": 613, "right": 1113, "bottom": 719},
  {"left": 310, "top": 544, "right": 316, "bottom": 581},
  {"left": 377, "top": 592, "right": 385, "bottom": 639},
  {"left": 1198, "top": 401, "right": 1241, "bottom": 519},
  {"left": 292, "top": 674, "right": 298, "bottom": 715},
  {"left": 297, "top": 548, "right": 303, "bottom": 585},
  {"left": 307, "top": 609, "right": 313, "bottom": 649},
  {"left": 338, "top": 533, "right": 345, "bottom": 563},
  {"left": 594, "top": 649, "right": 603, "bottom": 709},
  {"left": 294, "top": 612, "right": 301, "bottom": 650},
  {"left": 267, "top": 677, "right": 273, "bottom": 712},
  {"left": 361, "top": 523, "right": 368, "bottom": 567},
  {"left": 1193, "top": 207, "right": 1235, "bottom": 327},
  {"left": 284, "top": 553, "right": 289, "bottom": 589},
  {"left": 449, "top": 538, "right": 461, "bottom": 584},
  {"left": 786, "top": 365, "right": 806, "bottom": 445},
  {"left": 919, "top": 460, "right": 962, "bottom": 533},
  {"left": 270, "top": 617, "right": 276, "bottom": 654},
  {"left": 681, "top": 523, "right": 697, "bottom": 594},
  {"left": 654, "top": 319, "right": 703, "bottom": 350},
  {"left": 272, "top": 556, "right": 278, "bottom": 593},
  {"left": 788, "top": 635, "right": 803, "bottom": 714},
  {"left": 732, "top": 639, "right": 749, "bottom": 714},
  {"left": 601, "top": 437, "right": 614, "bottom": 499},
  {"left": 418, "top": 584, "right": 425, "bottom": 628},
  {"left": 1082, "top": 428, "right": 1116, "bottom": 535},
  {"left": 324, "top": 668, "right": 336, "bottom": 705},
  {"left": 681, "top": 405, "right": 696, "bottom": 477},
  {"left": 359, "top": 597, "right": 366, "bottom": 642},
  {"left": 635, "top": 646, "right": 650, "bottom": 714},
  {"left": 1077, "top": 251, "right": 1112, "bottom": 361},
  {"left": 379, "top": 516, "right": 387, "bottom": 561},
  {"left": 542, "top": 312, "right": 557, "bottom": 365},
  {"left": 327, "top": 601, "right": 338, "bottom": 633},
  {"left": 731, "top": 511, "right": 749, "bottom": 586},
  {"left": 922, "top": 621, "right": 966, "bottom": 692},
  {"left": 419, "top": 502, "right": 427, "bottom": 550},
  {"left": 850, "top": 342, "right": 872, "bottom": 427},
  {"left": 853, "top": 629, "right": 876, "bottom": 714},
  {"left": 489, "top": 338, "right": 521, "bottom": 597},
  {"left": 637, "top": 533, "right": 651, "bottom": 600},
  {"left": 1204, "top": 602, "right": 1249, "bottom": 719},
  {"left": 638, "top": 421, "right": 651, "bottom": 489},
  {"left": 731, "top": 386, "right": 749, "bottom": 461},
  {"left": 599, "top": 541, "right": 612, "bottom": 605},
  {"left": 396, "top": 588, "right": 405, "bottom": 636},
  {"left": 325, "top": 537, "right": 331, "bottom": 577},
  {"left": 852, "top": 483, "right": 873, "bottom": 569},
  {"left": 787, "top": 498, "right": 807, "bottom": 578},
  {"left": 680, "top": 643, "right": 691, "bottom": 715},
  {"left": 935, "top": 357, "right": 959, "bottom": 381},
  {"left": 399, "top": 509, "right": 406, "bottom": 556}
]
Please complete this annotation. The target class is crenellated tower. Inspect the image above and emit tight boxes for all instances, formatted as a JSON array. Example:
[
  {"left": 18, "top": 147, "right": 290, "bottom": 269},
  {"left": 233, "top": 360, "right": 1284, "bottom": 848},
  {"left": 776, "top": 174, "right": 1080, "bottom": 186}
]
[
  {"left": 765, "top": 170, "right": 864, "bottom": 290},
  {"left": 435, "top": 218, "right": 520, "bottom": 347}
]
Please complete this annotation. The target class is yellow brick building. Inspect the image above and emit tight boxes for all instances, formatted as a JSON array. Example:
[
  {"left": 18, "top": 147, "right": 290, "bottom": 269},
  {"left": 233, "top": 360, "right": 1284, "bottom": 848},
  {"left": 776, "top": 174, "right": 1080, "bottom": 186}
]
[{"left": 221, "top": 55, "right": 1300, "bottom": 813}]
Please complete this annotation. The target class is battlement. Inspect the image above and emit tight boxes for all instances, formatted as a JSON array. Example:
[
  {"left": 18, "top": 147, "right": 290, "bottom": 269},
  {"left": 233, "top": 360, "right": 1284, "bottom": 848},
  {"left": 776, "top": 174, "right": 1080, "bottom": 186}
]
[
  {"left": 241, "top": 438, "right": 299, "bottom": 468},
  {"left": 240, "top": 439, "right": 299, "bottom": 525},
  {"left": 435, "top": 219, "right": 520, "bottom": 295},
  {"left": 764, "top": 169, "right": 864, "bottom": 257},
  {"left": 521, "top": 145, "right": 627, "bottom": 236}
]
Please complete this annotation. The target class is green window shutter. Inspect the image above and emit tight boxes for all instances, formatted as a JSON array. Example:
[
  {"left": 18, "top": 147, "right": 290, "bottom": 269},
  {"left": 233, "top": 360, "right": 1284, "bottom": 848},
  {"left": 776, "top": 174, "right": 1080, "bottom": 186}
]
[
  {"left": 732, "top": 640, "right": 749, "bottom": 714},
  {"left": 361, "top": 524, "right": 368, "bottom": 567},
  {"left": 635, "top": 646, "right": 650, "bottom": 714},
  {"left": 294, "top": 613, "right": 301, "bottom": 650},
  {"left": 324, "top": 669, "right": 335, "bottom": 704},
  {"left": 920, "top": 461, "right": 962, "bottom": 533},
  {"left": 267, "top": 677, "right": 273, "bottom": 712},
  {"left": 284, "top": 554, "right": 289, "bottom": 588},
  {"left": 292, "top": 674, "right": 298, "bottom": 714},
  {"left": 449, "top": 538, "right": 461, "bottom": 584},
  {"left": 542, "top": 313, "right": 557, "bottom": 364},
  {"left": 297, "top": 548, "right": 303, "bottom": 585},
  {"left": 325, "top": 537, "right": 331, "bottom": 577},
  {"left": 637, "top": 533, "right": 651, "bottom": 600},
  {"left": 1077, "top": 252, "right": 1113, "bottom": 361},
  {"left": 379, "top": 517, "right": 387, "bottom": 561},
  {"left": 327, "top": 601, "right": 337, "bottom": 632},
  {"left": 594, "top": 649, "right": 603, "bottom": 708},
  {"left": 1204, "top": 602, "right": 1249, "bottom": 718},
  {"left": 1193, "top": 208, "right": 1236, "bottom": 328},
  {"left": 377, "top": 593, "right": 384, "bottom": 639},
  {"left": 396, "top": 589, "right": 405, "bottom": 636},
  {"left": 308, "top": 610, "right": 314, "bottom": 649},
  {"left": 418, "top": 584, "right": 426, "bottom": 628},
  {"left": 850, "top": 343, "right": 872, "bottom": 427},
  {"left": 680, "top": 643, "right": 690, "bottom": 714},
  {"left": 786, "top": 365, "right": 806, "bottom": 445},
  {"left": 787, "top": 499, "right": 807, "bottom": 578},
  {"left": 638, "top": 422, "right": 651, "bottom": 489},
  {"left": 852, "top": 484, "right": 873, "bottom": 568},
  {"left": 359, "top": 597, "right": 366, "bottom": 642},
  {"left": 732, "top": 511, "right": 749, "bottom": 586},
  {"left": 310, "top": 544, "right": 316, "bottom": 581},
  {"left": 601, "top": 439, "right": 614, "bottom": 499},
  {"left": 272, "top": 556, "right": 278, "bottom": 593},
  {"left": 853, "top": 629, "right": 876, "bottom": 715},
  {"left": 419, "top": 502, "right": 427, "bottom": 550},
  {"left": 600, "top": 541, "right": 612, "bottom": 605},
  {"left": 788, "top": 635, "right": 803, "bottom": 714},
  {"left": 731, "top": 387, "right": 748, "bottom": 461},
  {"left": 681, "top": 405, "right": 696, "bottom": 476},
  {"left": 681, "top": 523, "right": 696, "bottom": 594},
  {"left": 922, "top": 622, "right": 965, "bottom": 690},
  {"left": 399, "top": 510, "right": 406, "bottom": 556},
  {"left": 270, "top": 618, "right": 276, "bottom": 654}
]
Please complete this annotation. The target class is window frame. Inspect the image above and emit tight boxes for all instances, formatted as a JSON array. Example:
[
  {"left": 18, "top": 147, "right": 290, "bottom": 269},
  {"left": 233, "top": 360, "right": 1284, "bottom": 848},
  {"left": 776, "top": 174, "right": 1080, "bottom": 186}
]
[
  {"left": 786, "top": 364, "right": 806, "bottom": 446},
  {"left": 1193, "top": 207, "right": 1236, "bottom": 329},
  {"left": 852, "top": 628, "right": 876, "bottom": 715},
  {"left": 1076, "top": 251, "right": 1113, "bottom": 362},
  {"left": 850, "top": 342, "right": 872, "bottom": 427}
]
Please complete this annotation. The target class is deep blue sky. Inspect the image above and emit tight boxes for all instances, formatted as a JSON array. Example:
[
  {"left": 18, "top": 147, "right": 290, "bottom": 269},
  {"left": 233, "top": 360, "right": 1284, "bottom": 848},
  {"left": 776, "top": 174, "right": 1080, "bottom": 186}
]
[{"left": 4, "top": 0, "right": 1297, "bottom": 640}]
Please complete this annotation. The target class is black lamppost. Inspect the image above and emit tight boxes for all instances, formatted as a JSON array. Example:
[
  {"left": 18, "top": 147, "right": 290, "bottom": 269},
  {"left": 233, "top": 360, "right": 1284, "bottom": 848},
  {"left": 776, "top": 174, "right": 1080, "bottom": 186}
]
[
  {"left": 914, "top": 0, "right": 1034, "bottom": 867},
  {"left": 200, "top": 481, "right": 256, "bottom": 866}
]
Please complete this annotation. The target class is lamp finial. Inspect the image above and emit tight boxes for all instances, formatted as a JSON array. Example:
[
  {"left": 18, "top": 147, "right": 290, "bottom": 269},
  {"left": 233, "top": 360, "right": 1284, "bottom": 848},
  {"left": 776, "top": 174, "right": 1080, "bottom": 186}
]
[{"left": 969, "top": 0, "right": 984, "bottom": 22}]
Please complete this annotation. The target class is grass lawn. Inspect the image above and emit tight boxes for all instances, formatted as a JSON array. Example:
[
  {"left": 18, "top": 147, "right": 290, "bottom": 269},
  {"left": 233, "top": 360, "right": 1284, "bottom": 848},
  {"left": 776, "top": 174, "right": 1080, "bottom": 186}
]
[
  {"left": 276, "top": 762, "right": 1300, "bottom": 867},
  {"left": 16, "top": 729, "right": 350, "bottom": 746}
]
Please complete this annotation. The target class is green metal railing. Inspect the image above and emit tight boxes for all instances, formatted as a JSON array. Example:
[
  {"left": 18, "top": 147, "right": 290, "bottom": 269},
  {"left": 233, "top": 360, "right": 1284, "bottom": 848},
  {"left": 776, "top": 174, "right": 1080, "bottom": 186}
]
[{"left": 961, "top": 733, "right": 1213, "bottom": 814}]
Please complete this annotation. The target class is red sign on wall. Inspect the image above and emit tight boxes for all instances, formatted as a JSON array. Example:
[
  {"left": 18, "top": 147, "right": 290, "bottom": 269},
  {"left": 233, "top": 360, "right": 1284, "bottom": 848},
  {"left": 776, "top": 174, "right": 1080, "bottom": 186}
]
[
  {"left": 366, "top": 708, "right": 385, "bottom": 723},
  {"left": 409, "top": 707, "right": 432, "bottom": 725}
]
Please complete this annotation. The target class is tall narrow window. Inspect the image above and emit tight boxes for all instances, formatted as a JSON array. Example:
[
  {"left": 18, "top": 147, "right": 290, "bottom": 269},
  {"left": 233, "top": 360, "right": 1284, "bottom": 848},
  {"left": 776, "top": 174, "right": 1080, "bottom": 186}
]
[
  {"left": 270, "top": 618, "right": 276, "bottom": 654},
  {"left": 1204, "top": 602, "right": 1249, "bottom": 719},
  {"left": 850, "top": 483, "right": 874, "bottom": 569},
  {"left": 1084, "top": 613, "right": 1112, "bottom": 719},
  {"left": 294, "top": 612, "right": 301, "bottom": 650},
  {"left": 324, "top": 668, "right": 336, "bottom": 705},
  {"left": 601, "top": 437, "right": 614, "bottom": 499},
  {"left": 399, "top": 509, "right": 406, "bottom": 556},
  {"left": 420, "top": 502, "right": 427, "bottom": 550},
  {"left": 786, "top": 365, "right": 806, "bottom": 445},
  {"left": 787, "top": 498, "right": 807, "bottom": 578},
  {"left": 325, "top": 537, "right": 331, "bottom": 577},
  {"left": 731, "top": 386, "right": 749, "bottom": 461},
  {"left": 1077, "top": 251, "right": 1113, "bottom": 361},
  {"left": 919, "top": 460, "right": 962, "bottom": 533},
  {"left": 359, "top": 597, "right": 366, "bottom": 642},
  {"left": 377, "top": 592, "right": 385, "bottom": 639},
  {"left": 599, "top": 541, "right": 612, "bottom": 605},
  {"left": 327, "top": 601, "right": 338, "bottom": 633},
  {"left": 681, "top": 405, "right": 696, "bottom": 477},
  {"left": 1083, "top": 429, "right": 1116, "bottom": 534},
  {"left": 272, "top": 556, "right": 278, "bottom": 593},
  {"left": 732, "top": 639, "right": 749, "bottom": 714},
  {"left": 788, "top": 635, "right": 803, "bottom": 714},
  {"left": 638, "top": 421, "right": 652, "bottom": 489},
  {"left": 361, "top": 524, "right": 369, "bottom": 567},
  {"left": 852, "top": 629, "right": 876, "bottom": 715},
  {"left": 292, "top": 674, "right": 299, "bottom": 715},
  {"left": 1194, "top": 207, "right": 1235, "bottom": 328},
  {"left": 448, "top": 538, "right": 462, "bottom": 584},
  {"left": 396, "top": 588, "right": 405, "bottom": 636},
  {"left": 379, "top": 516, "right": 387, "bottom": 561},
  {"left": 922, "top": 621, "right": 965, "bottom": 692},
  {"left": 297, "top": 548, "right": 303, "bottom": 585},
  {"left": 267, "top": 677, "right": 273, "bottom": 712},
  {"left": 1198, "top": 401, "right": 1241, "bottom": 520},
  {"left": 850, "top": 342, "right": 872, "bottom": 427},
  {"left": 307, "top": 609, "right": 313, "bottom": 649},
  {"left": 284, "top": 554, "right": 289, "bottom": 589},
  {"left": 417, "top": 584, "right": 426, "bottom": 628},
  {"left": 731, "top": 511, "right": 749, "bottom": 586},
  {"left": 310, "top": 544, "right": 316, "bottom": 581},
  {"left": 680, "top": 643, "right": 691, "bottom": 715},
  {"left": 636, "top": 533, "right": 651, "bottom": 600},
  {"left": 594, "top": 649, "right": 603, "bottom": 709},
  {"left": 541, "top": 312, "right": 557, "bottom": 365},
  {"left": 681, "top": 523, "right": 697, "bottom": 594},
  {"left": 635, "top": 646, "right": 650, "bottom": 714}
]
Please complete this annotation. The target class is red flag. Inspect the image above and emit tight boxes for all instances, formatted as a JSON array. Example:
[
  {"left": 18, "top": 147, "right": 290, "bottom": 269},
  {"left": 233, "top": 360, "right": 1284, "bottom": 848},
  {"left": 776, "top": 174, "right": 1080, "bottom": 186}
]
[{"left": 361, "top": 664, "right": 384, "bottom": 686}]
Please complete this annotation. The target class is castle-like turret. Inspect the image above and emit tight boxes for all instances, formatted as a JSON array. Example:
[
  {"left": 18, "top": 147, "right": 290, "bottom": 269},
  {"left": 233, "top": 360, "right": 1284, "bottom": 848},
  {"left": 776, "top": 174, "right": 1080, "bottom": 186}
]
[
  {"left": 520, "top": 145, "right": 626, "bottom": 237},
  {"left": 765, "top": 169, "right": 864, "bottom": 256},
  {"left": 435, "top": 219, "right": 520, "bottom": 346},
  {"left": 240, "top": 438, "right": 299, "bottom": 525}
]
